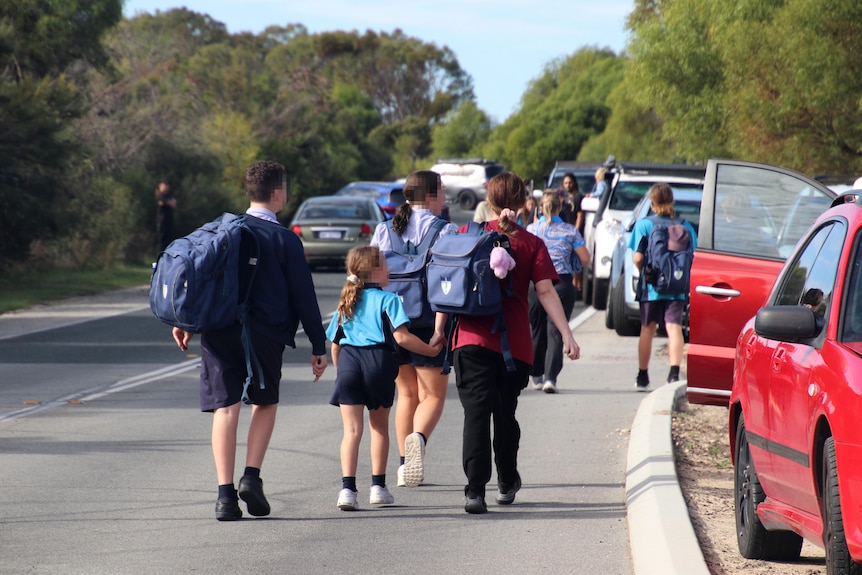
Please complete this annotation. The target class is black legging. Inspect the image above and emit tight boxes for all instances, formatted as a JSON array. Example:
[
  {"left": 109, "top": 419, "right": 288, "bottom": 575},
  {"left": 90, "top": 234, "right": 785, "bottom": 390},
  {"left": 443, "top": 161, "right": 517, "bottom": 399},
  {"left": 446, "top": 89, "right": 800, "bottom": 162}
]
[{"left": 528, "top": 275, "right": 575, "bottom": 383}]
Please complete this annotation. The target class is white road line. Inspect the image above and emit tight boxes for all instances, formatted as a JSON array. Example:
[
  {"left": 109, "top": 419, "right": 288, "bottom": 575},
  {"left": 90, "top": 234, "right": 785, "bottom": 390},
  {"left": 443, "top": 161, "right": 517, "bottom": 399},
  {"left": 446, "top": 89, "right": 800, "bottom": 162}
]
[{"left": 0, "top": 359, "right": 200, "bottom": 423}]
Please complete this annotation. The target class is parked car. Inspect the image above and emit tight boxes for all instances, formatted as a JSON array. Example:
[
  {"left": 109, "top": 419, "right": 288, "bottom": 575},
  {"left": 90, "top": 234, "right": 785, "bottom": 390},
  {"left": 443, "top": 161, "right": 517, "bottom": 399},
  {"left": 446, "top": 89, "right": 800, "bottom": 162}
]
[
  {"left": 728, "top": 192, "right": 862, "bottom": 572},
  {"left": 430, "top": 158, "right": 505, "bottom": 211},
  {"left": 605, "top": 187, "right": 703, "bottom": 336},
  {"left": 685, "top": 159, "right": 835, "bottom": 406},
  {"left": 333, "top": 181, "right": 404, "bottom": 218},
  {"left": 334, "top": 180, "right": 450, "bottom": 221},
  {"left": 289, "top": 196, "right": 385, "bottom": 269},
  {"left": 581, "top": 166, "right": 706, "bottom": 310}
]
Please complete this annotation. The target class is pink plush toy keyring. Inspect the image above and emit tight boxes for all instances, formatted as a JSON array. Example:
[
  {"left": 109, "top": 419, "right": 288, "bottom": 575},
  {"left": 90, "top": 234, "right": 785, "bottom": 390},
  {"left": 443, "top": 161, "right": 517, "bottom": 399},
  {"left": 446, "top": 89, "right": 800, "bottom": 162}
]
[{"left": 490, "top": 246, "right": 516, "bottom": 279}]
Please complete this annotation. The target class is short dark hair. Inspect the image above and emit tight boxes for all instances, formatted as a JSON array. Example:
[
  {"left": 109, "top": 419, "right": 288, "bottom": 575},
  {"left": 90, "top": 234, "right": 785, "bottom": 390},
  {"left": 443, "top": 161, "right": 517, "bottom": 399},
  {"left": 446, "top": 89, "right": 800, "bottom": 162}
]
[{"left": 245, "top": 161, "right": 286, "bottom": 202}]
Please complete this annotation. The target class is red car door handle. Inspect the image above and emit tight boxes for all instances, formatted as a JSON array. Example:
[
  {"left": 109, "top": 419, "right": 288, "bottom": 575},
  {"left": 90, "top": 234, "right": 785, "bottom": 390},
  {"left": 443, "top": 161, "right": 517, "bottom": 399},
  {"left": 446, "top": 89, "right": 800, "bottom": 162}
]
[{"left": 772, "top": 348, "right": 786, "bottom": 371}]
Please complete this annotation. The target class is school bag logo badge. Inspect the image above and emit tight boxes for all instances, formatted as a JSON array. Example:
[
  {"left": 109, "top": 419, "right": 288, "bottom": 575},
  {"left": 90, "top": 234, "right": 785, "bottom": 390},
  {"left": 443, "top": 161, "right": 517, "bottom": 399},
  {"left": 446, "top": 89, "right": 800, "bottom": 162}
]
[{"left": 441, "top": 279, "right": 451, "bottom": 295}]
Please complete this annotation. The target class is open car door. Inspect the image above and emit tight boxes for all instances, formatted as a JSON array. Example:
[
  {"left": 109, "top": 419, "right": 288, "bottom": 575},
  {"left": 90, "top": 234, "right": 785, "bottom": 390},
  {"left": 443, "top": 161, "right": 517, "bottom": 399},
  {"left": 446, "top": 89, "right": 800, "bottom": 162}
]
[{"left": 686, "top": 159, "right": 835, "bottom": 405}]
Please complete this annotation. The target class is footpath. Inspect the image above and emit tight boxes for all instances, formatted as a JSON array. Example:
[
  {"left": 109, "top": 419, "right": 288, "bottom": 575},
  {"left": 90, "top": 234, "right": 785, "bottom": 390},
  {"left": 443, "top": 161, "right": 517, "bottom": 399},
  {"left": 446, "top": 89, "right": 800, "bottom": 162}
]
[{"left": 0, "top": 286, "right": 710, "bottom": 575}]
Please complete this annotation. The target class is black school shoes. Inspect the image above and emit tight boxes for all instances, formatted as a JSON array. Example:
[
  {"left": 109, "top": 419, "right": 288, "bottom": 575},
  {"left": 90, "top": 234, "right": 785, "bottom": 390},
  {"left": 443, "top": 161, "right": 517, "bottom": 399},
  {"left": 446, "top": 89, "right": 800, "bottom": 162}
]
[{"left": 238, "top": 475, "right": 271, "bottom": 517}]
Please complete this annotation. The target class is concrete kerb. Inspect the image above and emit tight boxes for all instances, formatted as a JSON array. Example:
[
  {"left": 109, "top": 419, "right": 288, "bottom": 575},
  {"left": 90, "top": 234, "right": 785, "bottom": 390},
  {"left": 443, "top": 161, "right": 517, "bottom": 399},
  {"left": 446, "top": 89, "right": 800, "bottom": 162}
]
[{"left": 626, "top": 380, "right": 710, "bottom": 575}]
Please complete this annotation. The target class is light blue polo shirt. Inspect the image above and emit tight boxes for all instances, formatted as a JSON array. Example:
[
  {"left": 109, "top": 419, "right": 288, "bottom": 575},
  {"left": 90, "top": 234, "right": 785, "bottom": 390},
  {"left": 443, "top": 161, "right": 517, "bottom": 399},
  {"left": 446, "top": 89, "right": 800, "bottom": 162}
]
[{"left": 326, "top": 287, "right": 410, "bottom": 347}]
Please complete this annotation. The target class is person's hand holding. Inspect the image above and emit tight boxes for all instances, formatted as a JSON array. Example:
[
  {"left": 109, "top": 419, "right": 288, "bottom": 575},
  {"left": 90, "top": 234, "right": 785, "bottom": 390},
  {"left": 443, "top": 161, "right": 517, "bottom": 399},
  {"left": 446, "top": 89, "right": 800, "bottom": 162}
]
[
  {"left": 429, "top": 330, "right": 447, "bottom": 350},
  {"left": 172, "top": 327, "right": 192, "bottom": 351},
  {"left": 311, "top": 354, "right": 327, "bottom": 382}
]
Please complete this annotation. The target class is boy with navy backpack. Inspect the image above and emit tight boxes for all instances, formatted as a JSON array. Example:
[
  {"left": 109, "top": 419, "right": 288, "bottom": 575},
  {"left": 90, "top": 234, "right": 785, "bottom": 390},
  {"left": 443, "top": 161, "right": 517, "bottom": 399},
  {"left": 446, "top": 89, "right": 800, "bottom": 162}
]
[
  {"left": 170, "top": 161, "right": 328, "bottom": 520},
  {"left": 629, "top": 183, "right": 698, "bottom": 391}
]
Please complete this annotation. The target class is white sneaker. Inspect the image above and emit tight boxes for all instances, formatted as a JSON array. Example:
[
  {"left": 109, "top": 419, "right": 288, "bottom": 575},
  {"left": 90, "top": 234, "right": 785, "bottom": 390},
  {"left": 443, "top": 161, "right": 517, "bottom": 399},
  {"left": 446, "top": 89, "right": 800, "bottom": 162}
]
[
  {"left": 337, "top": 488, "right": 358, "bottom": 511},
  {"left": 403, "top": 432, "right": 425, "bottom": 487},
  {"left": 542, "top": 381, "right": 557, "bottom": 393},
  {"left": 370, "top": 484, "right": 395, "bottom": 505},
  {"left": 397, "top": 464, "right": 406, "bottom": 487},
  {"left": 531, "top": 376, "right": 543, "bottom": 390}
]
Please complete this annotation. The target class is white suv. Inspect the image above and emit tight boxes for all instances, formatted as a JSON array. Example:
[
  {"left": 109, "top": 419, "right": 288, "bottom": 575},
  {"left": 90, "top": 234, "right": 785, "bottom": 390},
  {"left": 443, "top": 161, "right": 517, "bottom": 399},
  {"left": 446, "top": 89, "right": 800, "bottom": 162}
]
[
  {"left": 430, "top": 158, "right": 505, "bottom": 210},
  {"left": 581, "top": 164, "right": 705, "bottom": 310}
]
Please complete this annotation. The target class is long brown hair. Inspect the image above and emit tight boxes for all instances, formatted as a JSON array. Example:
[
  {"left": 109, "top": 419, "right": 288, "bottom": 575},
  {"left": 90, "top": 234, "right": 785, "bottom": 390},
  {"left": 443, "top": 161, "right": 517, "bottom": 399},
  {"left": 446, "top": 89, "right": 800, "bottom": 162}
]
[
  {"left": 392, "top": 170, "right": 442, "bottom": 235},
  {"left": 337, "top": 246, "right": 382, "bottom": 323},
  {"left": 649, "top": 183, "right": 676, "bottom": 218},
  {"left": 486, "top": 172, "right": 526, "bottom": 237}
]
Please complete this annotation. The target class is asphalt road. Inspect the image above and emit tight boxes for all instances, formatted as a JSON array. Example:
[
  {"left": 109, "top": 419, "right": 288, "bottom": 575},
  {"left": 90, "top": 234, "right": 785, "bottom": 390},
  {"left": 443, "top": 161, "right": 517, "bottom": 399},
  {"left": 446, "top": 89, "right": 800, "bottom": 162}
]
[{"left": 0, "top": 207, "right": 658, "bottom": 575}]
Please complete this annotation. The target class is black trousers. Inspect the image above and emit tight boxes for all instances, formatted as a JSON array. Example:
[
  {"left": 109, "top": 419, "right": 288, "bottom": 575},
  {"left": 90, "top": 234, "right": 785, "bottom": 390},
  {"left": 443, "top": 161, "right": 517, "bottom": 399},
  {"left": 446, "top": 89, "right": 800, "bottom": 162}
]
[
  {"left": 528, "top": 275, "right": 575, "bottom": 382},
  {"left": 454, "top": 345, "right": 530, "bottom": 498}
]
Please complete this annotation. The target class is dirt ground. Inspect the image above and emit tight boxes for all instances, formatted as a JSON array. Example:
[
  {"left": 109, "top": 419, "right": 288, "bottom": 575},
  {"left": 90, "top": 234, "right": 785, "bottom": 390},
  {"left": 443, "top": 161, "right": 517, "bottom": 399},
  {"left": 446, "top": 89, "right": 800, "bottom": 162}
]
[{"left": 672, "top": 400, "right": 827, "bottom": 575}]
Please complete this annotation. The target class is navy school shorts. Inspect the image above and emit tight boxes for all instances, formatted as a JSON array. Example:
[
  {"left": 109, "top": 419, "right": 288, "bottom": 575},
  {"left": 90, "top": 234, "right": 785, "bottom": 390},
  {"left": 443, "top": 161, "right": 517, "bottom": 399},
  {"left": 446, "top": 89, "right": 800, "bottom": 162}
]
[
  {"left": 199, "top": 324, "right": 285, "bottom": 412},
  {"left": 639, "top": 299, "right": 685, "bottom": 328},
  {"left": 394, "top": 324, "right": 449, "bottom": 368},
  {"left": 330, "top": 344, "right": 399, "bottom": 410}
]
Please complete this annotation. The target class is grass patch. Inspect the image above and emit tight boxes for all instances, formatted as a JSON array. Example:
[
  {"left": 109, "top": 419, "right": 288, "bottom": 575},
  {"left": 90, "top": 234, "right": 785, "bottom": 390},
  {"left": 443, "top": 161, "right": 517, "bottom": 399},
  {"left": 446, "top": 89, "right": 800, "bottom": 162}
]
[{"left": 0, "top": 265, "right": 152, "bottom": 314}]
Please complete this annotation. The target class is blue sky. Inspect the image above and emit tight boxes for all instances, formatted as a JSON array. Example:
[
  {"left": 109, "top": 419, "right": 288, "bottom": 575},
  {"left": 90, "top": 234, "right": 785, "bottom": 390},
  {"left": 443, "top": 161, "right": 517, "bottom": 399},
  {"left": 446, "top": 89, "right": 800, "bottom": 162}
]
[{"left": 122, "top": 0, "right": 632, "bottom": 123}]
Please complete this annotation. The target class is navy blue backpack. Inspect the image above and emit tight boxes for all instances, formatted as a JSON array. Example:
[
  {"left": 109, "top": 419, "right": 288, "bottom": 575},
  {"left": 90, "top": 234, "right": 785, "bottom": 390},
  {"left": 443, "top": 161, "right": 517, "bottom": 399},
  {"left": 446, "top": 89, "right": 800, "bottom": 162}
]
[
  {"left": 426, "top": 221, "right": 515, "bottom": 372},
  {"left": 149, "top": 212, "right": 263, "bottom": 404},
  {"left": 643, "top": 216, "right": 694, "bottom": 296},
  {"left": 382, "top": 218, "right": 447, "bottom": 328}
]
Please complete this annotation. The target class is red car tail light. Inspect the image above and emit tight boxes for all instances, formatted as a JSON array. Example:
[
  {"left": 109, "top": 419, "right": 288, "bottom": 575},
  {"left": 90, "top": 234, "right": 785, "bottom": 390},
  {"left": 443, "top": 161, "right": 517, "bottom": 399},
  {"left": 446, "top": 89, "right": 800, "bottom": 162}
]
[
  {"left": 291, "top": 224, "right": 302, "bottom": 236},
  {"left": 359, "top": 223, "right": 372, "bottom": 237}
]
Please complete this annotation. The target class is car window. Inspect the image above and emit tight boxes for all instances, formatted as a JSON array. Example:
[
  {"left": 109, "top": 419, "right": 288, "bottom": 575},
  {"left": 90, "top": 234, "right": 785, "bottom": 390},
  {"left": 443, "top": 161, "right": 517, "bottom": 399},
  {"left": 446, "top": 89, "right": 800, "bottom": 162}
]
[
  {"left": 713, "top": 164, "right": 833, "bottom": 258},
  {"left": 335, "top": 186, "right": 379, "bottom": 199},
  {"left": 646, "top": 199, "right": 702, "bottom": 235},
  {"left": 610, "top": 181, "right": 702, "bottom": 213},
  {"left": 774, "top": 221, "right": 844, "bottom": 340},
  {"left": 301, "top": 203, "right": 371, "bottom": 219},
  {"left": 485, "top": 165, "right": 505, "bottom": 180},
  {"left": 841, "top": 229, "right": 862, "bottom": 343}
]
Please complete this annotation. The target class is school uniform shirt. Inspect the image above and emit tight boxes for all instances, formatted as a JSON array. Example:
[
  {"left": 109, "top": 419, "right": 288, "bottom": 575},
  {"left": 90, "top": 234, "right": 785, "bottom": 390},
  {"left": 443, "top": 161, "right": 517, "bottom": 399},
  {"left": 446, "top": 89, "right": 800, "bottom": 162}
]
[
  {"left": 242, "top": 210, "right": 327, "bottom": 356},
  {"left": 628, "top": 215, "right": 698, "bottom": 302},
  {"left": 527, "top": 215, "right": 585, "bottom": 275},
  {"left": 452, "top": 220, "right": 559, "bottom": 366},
  {"left": 370, "top": 207, "right": 458, "bottom": 250},
  {"left": 325, "top": 287, "right": 410, "bottom": 347}
]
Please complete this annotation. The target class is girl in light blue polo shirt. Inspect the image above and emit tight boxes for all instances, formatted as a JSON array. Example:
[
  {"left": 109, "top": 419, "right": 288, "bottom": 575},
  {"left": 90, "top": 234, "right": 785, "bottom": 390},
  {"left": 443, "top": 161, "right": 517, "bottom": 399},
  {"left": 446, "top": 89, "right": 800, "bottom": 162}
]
[{"left": 326, "top": 246, "right": 442, "bottom": 511}]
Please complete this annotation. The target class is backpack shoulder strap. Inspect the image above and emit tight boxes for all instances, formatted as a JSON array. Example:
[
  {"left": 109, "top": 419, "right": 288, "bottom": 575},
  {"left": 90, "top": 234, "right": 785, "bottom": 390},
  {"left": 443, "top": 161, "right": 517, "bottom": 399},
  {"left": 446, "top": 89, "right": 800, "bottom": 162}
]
[
  {"left": 467, "top": 220, "right": 486, "bottom": 236},
  {"left": 415, "top": 217, "right": 447, "bottom": 254},
  {"left": 385, "top": 220, "right": 415, "bottom": 255}
]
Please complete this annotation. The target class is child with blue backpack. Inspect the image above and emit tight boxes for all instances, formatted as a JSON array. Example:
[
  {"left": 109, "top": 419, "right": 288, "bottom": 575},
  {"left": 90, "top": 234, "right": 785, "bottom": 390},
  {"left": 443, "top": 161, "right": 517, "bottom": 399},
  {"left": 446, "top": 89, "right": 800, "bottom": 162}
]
[
  {"left": 171, "top": 161, "right": 328, "bottom": 521},
  {"left": 450, "top": 172, "right": 582, "bottom": 514},
  {"left": 326, "top": 246, "right": 443, "bottom": 510},
  {"left": 629, "top": 183, "right": 698, "bottom": 391},
  {"left": 370, "top": 170, "right": 458, "bottom": 489}
]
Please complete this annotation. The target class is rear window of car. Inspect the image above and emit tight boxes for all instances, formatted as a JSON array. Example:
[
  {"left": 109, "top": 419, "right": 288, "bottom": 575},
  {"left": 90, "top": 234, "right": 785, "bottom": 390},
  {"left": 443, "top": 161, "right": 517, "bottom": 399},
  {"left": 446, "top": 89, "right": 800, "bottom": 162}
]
[
  {"left": 301, "top": 203, "right": 372, "bottom": 219},
  {"left": 484, "top": 165, "right": 505, "bottom": 180},
  {"left": 335, "top": 186, "right": 380, "bottom": 199},
  {"left": 612, "top": 181, "right": 703, "bottom": 212}
]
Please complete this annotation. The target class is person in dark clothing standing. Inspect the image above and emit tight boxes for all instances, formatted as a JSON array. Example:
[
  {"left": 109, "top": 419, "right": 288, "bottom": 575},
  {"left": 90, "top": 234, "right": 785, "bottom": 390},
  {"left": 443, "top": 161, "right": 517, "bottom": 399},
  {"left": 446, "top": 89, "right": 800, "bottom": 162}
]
[
  {"left": 156, "top": 179, "right": 177, "bottom": 251},
  {"left": 558, "top": 172, "right": 585, "bottom": 298},
  {"left": 171, "top": 161, "right": 328, "bottom": 521}
]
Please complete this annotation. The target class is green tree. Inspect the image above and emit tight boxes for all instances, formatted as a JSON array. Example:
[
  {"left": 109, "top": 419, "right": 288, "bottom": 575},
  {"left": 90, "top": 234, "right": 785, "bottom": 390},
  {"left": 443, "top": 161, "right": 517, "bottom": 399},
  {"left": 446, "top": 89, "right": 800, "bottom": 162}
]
[
  {"left": 0, "top": 0, "right": 122, "bottom": 269},
  {"left": 626, "top": 0, "right": 862, "bottom": 174},
  {"left": 431, "top": 101, "right": 492, "bottom": 159},
  {"left": 483, "top": 48, "right": 624, "bottom": 183},
  {"left": 578, "top": 72, "right": 673, "bottom": 162}
]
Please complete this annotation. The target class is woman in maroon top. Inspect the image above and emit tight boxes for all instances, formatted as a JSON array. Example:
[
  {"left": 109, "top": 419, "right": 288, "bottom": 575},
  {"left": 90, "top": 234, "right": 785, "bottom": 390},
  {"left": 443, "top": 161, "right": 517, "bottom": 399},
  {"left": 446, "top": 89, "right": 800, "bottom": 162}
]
[{"left": 453, "top": 172, "right": 581, "bottom": 514}]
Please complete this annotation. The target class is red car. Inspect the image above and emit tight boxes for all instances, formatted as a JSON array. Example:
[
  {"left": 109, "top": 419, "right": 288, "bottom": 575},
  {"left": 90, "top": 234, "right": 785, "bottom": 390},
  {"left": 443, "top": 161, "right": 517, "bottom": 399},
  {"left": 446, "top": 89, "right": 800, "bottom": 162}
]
[
  {"left": 729, "top": 191, "right": 862, "bottom": 572},
  {"left": 686, "top": 159, "right": 835, "bottom": 405}
]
